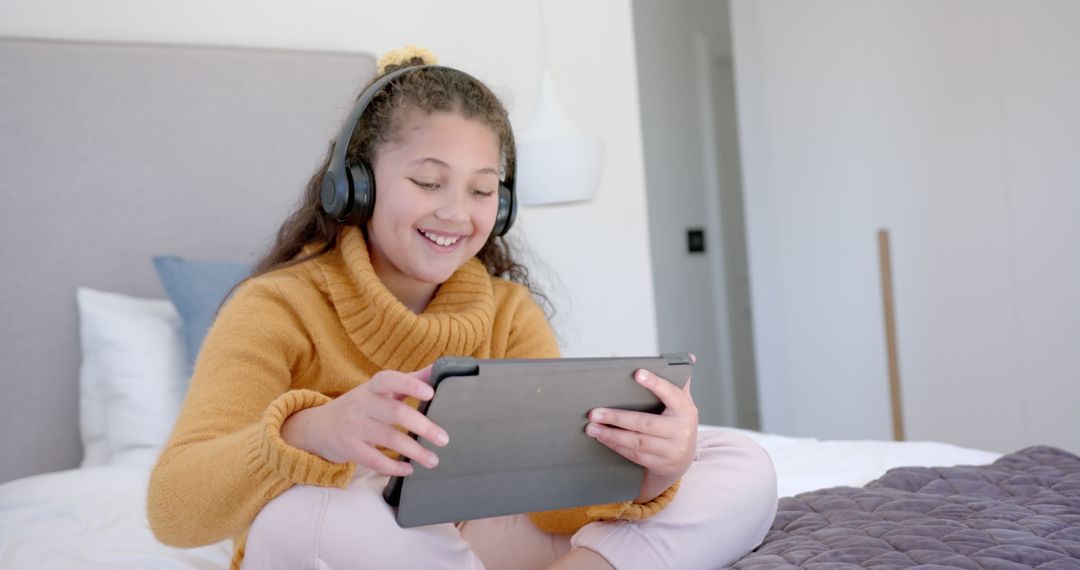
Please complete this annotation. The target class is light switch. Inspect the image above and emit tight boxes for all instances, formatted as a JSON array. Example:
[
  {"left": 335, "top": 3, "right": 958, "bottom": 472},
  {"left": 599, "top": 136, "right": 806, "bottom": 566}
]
[{"left": 687, "top": 228, "right": 705, "bottom": 254}]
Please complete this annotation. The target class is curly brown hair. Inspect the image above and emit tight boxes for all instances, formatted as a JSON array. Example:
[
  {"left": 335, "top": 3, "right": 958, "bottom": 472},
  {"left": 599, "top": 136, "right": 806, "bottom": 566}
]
[{"left": 246, "top": 58, "right": 547, "bottom": 309}]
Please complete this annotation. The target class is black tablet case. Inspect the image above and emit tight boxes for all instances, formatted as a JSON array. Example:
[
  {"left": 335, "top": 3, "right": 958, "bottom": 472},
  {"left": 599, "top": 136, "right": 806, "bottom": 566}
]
[{"left": 383, "top": 353, "right": 693, "bottom": 528}]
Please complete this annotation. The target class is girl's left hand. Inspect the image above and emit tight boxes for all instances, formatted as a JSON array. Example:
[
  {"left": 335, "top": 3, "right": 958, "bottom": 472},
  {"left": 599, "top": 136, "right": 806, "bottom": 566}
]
[{"left": 585, "top": 362, "right": 699, "bottom": 504}]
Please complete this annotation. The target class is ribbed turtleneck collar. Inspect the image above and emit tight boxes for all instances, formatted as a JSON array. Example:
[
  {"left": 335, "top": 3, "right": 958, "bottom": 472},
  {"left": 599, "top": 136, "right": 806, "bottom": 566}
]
[{"left": 310, "top": 226, "right": 495, "bottom": 372}]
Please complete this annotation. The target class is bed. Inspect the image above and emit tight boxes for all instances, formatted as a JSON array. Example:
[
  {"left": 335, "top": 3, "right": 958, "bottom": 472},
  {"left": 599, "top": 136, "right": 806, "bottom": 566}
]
[
  {"left": 6, "top": 424, "right": 1080, "bottom": 569},
  {"left": 2, "top": 37, "right": 1078, "bottom": 569},
  {"left": 0, "top": 275, "right": 1018, "bottom": 569},
  {"left": 0, "top": 273, "right": 1010, "bottom": 568},
  {"left": 0, "top": 421, "right": 1003, "bottom": 569},
  {"left": 0, "top": 282, "right": 1021, "bottom": 567}
]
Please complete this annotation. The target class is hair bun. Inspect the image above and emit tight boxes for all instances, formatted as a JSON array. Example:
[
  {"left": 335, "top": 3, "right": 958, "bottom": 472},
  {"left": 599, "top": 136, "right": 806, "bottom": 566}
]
[{"left": 377, "top": 45, "right": 438, "bottom": 75}]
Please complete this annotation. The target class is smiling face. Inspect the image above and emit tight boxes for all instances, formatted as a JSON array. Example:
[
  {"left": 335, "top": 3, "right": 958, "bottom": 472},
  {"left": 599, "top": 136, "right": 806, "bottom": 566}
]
[{"left": 365, "top": 107, "right": 502, "bottom": 307}]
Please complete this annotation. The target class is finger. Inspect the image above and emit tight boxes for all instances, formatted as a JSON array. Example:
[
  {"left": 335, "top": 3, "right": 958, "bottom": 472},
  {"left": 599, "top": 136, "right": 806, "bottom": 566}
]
[
  {"left": 685, "top": 354, "right": 695, "bottom": 393},
  {"left": 368, "top": 423, "right": 440, "bottom": 469},
  {"left": 353, "top": 443, "right": 414, "bottom": 477},
  {"left": 410, "top": 364, "right": 434, "bottom": 383},
  {"left": 585, "top": 422, "right": 673, "bottom": 456},
  {"left": 368, "top": 371, "right": 436, "bottom": 402},
  {"left": 372, "top": 398, "right": 450, "bottom": 448},
  {"left": 634, "top": 369, "right": 692, "bottom": 413},
  {"left": 599, "top": 439, "right": 668, "bottom": 470},
  {"left": 588, "top": 407, "right": 680, "bottom": 439}
]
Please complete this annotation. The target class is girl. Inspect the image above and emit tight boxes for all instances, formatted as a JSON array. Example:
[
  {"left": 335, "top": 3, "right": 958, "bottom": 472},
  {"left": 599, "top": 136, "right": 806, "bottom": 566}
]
[{"left": 147, "top": 46, "right": 777, "bottom": 570}]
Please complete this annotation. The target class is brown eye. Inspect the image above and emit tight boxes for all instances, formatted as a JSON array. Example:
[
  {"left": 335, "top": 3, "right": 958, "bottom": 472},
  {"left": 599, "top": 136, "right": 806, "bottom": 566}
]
[{"left": 410, "top": 179, "right": 437, "bottom": 190}]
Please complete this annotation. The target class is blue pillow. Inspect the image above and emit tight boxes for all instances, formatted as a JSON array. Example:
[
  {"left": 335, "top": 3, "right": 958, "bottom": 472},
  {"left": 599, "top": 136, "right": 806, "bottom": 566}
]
[{"left": 153, "top": 256, "right": 251, "bottom": 370}]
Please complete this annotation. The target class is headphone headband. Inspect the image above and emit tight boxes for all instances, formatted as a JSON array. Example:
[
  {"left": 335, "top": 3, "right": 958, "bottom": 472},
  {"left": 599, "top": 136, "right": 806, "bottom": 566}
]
[
  {"left": 320, "top": 64, "right": 516, "bottom": 236},
  {"left": 324, "top": 65, "right": 429, "bottom": 190}
]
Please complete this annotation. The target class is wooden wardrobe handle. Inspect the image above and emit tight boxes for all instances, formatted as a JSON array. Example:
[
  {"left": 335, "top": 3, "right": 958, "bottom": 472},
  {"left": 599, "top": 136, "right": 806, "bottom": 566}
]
[{"left": 878, "top": 229, "right": 906, "bottom": 441}]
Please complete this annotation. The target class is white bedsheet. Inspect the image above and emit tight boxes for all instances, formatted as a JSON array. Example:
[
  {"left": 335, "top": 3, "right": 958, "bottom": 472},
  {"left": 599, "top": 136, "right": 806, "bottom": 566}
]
[
  {"left": 0, "top": 428, "right": 1002, "bottom": 569},
  {"left": 0, "top": 464, "right": 232, "bottom": 569},
  {"left": 719, "top": 427, "right": 1001, "bottom": 498}
]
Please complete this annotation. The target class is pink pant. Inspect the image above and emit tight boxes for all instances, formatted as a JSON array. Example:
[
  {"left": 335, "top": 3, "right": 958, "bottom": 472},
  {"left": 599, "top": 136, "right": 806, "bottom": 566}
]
[{"left": 242, "top": 429, "right": 777, "bottom": 570}]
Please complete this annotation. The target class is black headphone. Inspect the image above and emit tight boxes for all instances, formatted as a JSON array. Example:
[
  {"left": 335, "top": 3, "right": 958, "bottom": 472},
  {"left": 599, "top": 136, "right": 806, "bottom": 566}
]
[{"left": 319, "top": 64, "right": 517, "bottom": 237}]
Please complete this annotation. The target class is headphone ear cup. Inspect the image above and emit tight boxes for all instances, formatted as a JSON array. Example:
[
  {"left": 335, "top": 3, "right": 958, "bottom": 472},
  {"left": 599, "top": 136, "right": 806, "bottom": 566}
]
[
  {"left": 346, "top": 162, "right": 376, "bottom": 226},
  {"left": 493, "top": 182, "right": 516, "bottom": 237},
  {"left": 320, "top": 168, "right": 352, "bottom": 221}
]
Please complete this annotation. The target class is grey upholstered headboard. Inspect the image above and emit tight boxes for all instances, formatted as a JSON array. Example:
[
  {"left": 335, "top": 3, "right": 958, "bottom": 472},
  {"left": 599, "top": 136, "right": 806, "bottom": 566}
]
[{"left": 0, "top": 38, "right": 375, "bottom": 483}]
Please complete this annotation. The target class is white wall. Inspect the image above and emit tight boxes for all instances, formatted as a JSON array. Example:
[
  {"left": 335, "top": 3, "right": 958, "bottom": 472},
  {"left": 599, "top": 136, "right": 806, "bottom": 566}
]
[
  {"left": 994, "top": 1, "right": 1080, "bottom": 453},
  {"left": 0, "top": 0, "right": 660, "bottom": 358},
  {"left": 731, "top": 0, "right": 893, "bottom": 441},
  {"left": 731, "top": 0, "right": 1080, "bottom": 451},
  {"left": 632, "top": 1, "right": 724, "bottom": 424},
  {"left": 632, "top": 0, "right": 760, "bottom": 427}
]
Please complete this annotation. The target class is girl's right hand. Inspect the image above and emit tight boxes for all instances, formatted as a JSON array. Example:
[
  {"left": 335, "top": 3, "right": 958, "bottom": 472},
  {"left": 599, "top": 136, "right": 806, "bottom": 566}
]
[{"left": 280, "top": 365, "right": 449, "bottom": 477}]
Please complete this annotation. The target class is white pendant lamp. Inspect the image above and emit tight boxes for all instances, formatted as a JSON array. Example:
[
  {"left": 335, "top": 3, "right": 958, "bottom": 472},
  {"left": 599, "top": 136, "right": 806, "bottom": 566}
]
[
  {"left": 516, "top": 70, "right": 603, "bottom": 206},
  {"left": 514, "top": 0, "right": 603, "bottom": 207}
]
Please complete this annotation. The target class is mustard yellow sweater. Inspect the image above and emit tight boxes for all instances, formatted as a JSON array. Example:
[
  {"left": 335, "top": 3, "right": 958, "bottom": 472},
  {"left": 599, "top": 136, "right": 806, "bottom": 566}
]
[{"left": 147, "top": 226, "right": 677, "bottom": 569}]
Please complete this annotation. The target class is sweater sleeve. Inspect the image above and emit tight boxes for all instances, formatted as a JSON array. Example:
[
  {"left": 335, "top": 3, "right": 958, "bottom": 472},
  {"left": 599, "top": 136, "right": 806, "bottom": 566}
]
[
  {"left": 500, "top": 287, "right": 681, "bottom": 535},
  {"left": 146, "top": 280, "right": 355, "bottom": 548}
]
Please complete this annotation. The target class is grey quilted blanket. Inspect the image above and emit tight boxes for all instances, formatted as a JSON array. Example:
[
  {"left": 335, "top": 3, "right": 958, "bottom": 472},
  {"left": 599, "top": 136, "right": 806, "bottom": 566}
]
[{"left": 725, "top": 446, "right": 1080, "bottom": 569}]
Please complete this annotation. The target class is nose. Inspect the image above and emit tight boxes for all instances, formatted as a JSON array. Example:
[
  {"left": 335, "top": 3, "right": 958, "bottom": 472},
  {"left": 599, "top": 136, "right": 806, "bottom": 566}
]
[{"left": 433, "top": 184, "right": 469, "bottom": 224}]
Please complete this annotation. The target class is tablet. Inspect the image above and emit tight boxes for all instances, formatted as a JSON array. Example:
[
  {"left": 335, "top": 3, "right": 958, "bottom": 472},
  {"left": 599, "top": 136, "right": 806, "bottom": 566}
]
[{"left": 382, "top": 353, "right": 693, "bottom": 528}]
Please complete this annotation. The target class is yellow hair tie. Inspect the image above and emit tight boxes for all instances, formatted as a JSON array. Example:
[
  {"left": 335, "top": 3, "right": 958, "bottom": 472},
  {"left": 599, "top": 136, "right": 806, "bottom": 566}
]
[{"left": 377, "top": 45, "right": 438, "bottom": 75}]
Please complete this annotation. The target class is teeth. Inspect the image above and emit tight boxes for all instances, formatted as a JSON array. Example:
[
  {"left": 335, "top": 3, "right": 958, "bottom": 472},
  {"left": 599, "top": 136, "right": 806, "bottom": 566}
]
[{"left": 421, "top": 230, "right": 461, "bottom": 247}]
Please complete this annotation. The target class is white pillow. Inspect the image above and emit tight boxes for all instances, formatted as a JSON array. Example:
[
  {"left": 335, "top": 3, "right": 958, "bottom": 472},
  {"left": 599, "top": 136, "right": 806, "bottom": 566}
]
[{"left": 76, "top": 287, "right": 188, "bottom": 468}]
